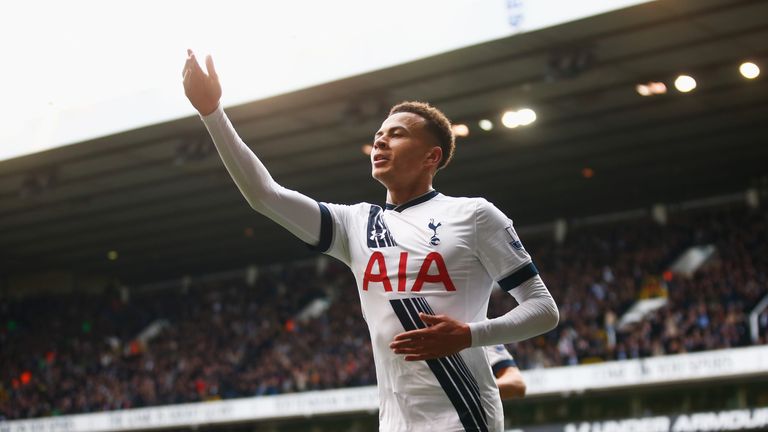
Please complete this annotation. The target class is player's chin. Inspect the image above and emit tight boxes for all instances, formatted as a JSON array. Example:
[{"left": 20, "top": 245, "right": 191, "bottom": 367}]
[{"left": 371, "top": 166, "right": 388, "bottom": 181}]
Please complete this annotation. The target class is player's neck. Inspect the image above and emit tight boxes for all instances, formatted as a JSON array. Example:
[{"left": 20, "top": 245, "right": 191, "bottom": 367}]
[{"left": 386, "top": 182, "right": 434, "bottom": 206}]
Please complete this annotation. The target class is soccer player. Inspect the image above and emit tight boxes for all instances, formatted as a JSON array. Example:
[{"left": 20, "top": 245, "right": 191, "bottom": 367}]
[
  {"left": 182, "top": 50, "right": 558, "bottom": 432},
  {"left": 486, "top": 344, "right": 526, "bottom": 400}
]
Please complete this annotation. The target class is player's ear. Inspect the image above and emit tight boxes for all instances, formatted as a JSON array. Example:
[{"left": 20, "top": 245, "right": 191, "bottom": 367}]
[{"left": 425, "top": 146, "right": 443, "bottom": 169}]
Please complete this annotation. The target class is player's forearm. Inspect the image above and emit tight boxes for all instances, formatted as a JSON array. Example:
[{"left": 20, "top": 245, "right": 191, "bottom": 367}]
[
  {"left": 496, "top": 371, "right": 527, "bottom": 400},
  {"left": 498, "top": 381, "right": 526, "bottom": 400},
  {"left": 200, "top": 105, "right": 281, "bottom": 208},
  {"left": 468, "top": 276, "right": 558, "bottom": 347},
  {"left": 200, "top": 105, "right": 321, "bottom": 244}
]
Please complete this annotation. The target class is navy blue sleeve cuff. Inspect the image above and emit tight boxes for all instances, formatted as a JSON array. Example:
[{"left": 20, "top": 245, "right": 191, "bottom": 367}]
[
  {"left": 492, "top": 359, "right": 517, "bottom": 376},
  {"left": 498, "top": 262, "right": 539, "bottom": 292},
  {"left": 305, "top": 202, "right": 333, "bottom": 253}
]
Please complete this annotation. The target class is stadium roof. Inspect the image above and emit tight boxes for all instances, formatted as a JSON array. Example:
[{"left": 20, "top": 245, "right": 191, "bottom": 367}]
[{"left": 1, "top": 0, "right": 767, "bottom": 284}]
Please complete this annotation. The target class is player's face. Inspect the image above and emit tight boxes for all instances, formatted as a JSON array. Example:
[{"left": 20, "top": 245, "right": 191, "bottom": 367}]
[{"left": 371, "top": 112, "right": 440, "bottom": 187}]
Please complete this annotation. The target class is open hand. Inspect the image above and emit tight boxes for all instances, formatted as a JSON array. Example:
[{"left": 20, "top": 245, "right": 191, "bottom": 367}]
[
  {"left": 182, "top": 49, "right": 222, "bottom": 116},
  {"left": 390, "top": 312, "right": 471, "bottom": 361}
]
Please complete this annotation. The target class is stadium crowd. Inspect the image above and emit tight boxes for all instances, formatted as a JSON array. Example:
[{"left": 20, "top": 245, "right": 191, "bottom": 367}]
[
  {"left": 490, "top": 204, "right": 767, "bottom": 368},
  {"left": 2, "top": 202, "right": 766, "bottom": 420}
]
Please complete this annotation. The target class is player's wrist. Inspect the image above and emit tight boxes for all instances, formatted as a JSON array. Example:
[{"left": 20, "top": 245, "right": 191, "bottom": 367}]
[
  {"left": 467, "top": 321, "right": 485, "bottom": 347},
  {"left": 460, "top": 322, "right": 472, "bottom": 349},
  {"left": 197, "top": 101, "right": 220, "bottom": 117}
]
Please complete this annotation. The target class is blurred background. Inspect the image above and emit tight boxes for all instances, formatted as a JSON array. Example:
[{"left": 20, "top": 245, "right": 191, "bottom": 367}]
[{"left": 1, "top": 0, "right": 767, "bottom": 431}]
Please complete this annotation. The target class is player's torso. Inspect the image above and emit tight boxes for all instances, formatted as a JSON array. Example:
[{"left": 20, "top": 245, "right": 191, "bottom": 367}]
[
  {"left": 344, "top": 193, "right": 502, "bottom": 432},
  {"left": 348, "top": 194, "right": 492, "bottom": 342}
]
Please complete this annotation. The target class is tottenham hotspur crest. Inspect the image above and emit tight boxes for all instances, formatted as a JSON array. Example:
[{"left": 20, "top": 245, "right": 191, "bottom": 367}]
[{"left": 428, "top": 219, "right": 442, "bottom": 246}]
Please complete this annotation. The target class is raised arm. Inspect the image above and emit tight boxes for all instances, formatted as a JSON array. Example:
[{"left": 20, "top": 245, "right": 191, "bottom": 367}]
[{"left": 182, "top": 50, "right": 321, "bottom": 245}]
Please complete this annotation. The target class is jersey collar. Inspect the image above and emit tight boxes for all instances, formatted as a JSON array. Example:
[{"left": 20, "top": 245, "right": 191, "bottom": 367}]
[{"left": 385, "top": 190, "right": 439, "bottom": 213}]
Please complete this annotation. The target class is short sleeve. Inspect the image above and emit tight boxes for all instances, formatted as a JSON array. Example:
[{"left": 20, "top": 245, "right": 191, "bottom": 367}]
[
  {"left": 306, "top": 202, "right": 362, "bottom": 266},
  {"left": 484, "top": 344, "right": 517, "bottom": 375},
  {"left": 475, "top": 199, "right": 539, "bottom": 292}
]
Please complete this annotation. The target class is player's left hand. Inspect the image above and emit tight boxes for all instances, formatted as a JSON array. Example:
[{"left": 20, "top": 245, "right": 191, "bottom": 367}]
[
  {"left": 182, "top": 49, "right": 222, "bottom": 116},
  {"left": 390, "top": 312, "right": 471, "bottom": 361}
]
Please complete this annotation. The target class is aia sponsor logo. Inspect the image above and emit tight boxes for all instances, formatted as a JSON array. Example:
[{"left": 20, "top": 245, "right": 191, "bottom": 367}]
[{"left": 363, "top": 251, "right": 456, "bottom": 292}]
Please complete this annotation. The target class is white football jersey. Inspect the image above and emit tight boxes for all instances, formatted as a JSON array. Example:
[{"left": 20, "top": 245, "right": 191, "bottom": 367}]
[{"left": 313, "top": 190, "right": 537, "bottom": 432}]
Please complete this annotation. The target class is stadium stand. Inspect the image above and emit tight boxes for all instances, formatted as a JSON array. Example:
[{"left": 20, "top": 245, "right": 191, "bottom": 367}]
[
  {"left": 491, "top": 202, "right": 767, "bottom": 369},
  {"left": 2, "top": 199, "right": 766, "bottom": 420}
]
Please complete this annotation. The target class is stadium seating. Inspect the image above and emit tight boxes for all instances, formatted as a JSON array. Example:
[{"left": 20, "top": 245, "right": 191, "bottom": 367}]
[{"left": 2, "top": 202, "right": 766, "bottom": 420}]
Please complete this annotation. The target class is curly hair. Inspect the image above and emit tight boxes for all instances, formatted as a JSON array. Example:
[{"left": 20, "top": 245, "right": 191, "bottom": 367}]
[{"left": 388, "top": 101, "right": 455, "bottom": 171}]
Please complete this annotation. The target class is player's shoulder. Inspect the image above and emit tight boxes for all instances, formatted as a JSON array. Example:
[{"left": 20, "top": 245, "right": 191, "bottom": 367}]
[
  {"left": 434, "top": 194, "right": 503, "bottom": 216},
  {"left": 322, "top": 201, "right": 374, "bottom": 213},
  {"left": 490, "top": 343, "right": 513, "bottom": 356},
  {"left": 319, "top": 201, "right": 379, "bottom": 230},
  {"left": 485, "top": 344, "right": 515, "bottom": 363},
  {"left": 434, "top": 193, "right": 490, "bottom": 208}
]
